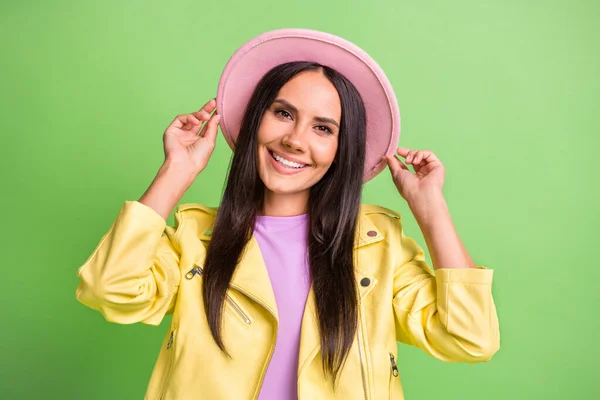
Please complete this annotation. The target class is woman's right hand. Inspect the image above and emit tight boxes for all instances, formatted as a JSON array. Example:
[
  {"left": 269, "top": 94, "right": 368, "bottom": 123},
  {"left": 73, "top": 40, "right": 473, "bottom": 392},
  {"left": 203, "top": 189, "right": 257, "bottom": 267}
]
[{"left": 162, "top": 98, "right": 221, "bottom": 175}]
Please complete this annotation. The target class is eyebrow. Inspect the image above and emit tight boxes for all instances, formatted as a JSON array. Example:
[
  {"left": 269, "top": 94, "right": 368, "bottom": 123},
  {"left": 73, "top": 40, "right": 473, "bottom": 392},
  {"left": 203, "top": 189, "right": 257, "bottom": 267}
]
[{"left": 272, "top": 98, "right": 340, "bottom": 129}]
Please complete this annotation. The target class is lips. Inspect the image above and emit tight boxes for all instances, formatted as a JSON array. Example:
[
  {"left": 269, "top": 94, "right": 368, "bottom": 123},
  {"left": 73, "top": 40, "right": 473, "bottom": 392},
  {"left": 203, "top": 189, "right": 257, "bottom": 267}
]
[
  {"left": 266, "top": 149, "right": 310, "bottom": 175},
  {"left": 268, "top": 149, "right": 310, "bottom": 166}
]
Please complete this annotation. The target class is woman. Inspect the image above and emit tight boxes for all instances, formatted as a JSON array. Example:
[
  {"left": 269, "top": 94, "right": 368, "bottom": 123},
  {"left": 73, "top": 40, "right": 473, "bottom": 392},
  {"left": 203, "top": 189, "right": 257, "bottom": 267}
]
[{"left": 76, "top": 29, "right": 499, "bottom": 400}]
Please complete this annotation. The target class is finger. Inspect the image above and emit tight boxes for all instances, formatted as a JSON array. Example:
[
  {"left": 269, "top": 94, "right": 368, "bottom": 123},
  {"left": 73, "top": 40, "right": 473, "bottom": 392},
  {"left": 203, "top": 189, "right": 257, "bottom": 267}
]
[
  {"left": 396, "top": 148, "right": 410, "bottom": 158},
  {"left": 197, "top": 98, "right": 217, "bottom": 114},
  {"left": 417, "top": 150, "right": 439, "bottom": 165},
  {"left": 199, "top": 113, "right": 221, "bottom": 143},
  {"left": 393, "top": 154, "right": 410, "bottom": 170},
  {"left": 415, "top": 150, "right": 430, "bottom": 165},
  {"left": 405, "top": 150, "right": 416, "bottom": 164},
  {"left": 186, "top": 114, "right": 201, "bottom": 125},
  {"left": 188, "top": 99, "right": 217, "bottom": 126},
  {"left": 382, "top": 156, "right": 397, "bottom": 175},
  {"left": 413, "top": 150, "right": 424, "bottom": 165},
  {"left": 383, "top": 155, "right": 408, "bottom": 176},
  {"left": 178, "top": 114, "right": 200, "bottom": 132},
  {"left": 198, "top": 115, "right": 210, "bottom": 137},
  {"left": 191, "top": 109, "right": 212, "bottom": 121},
  {"left": 185, "top": 114, "right": 203, "bottom": 134},
  {"left": 170, "top": 114, "right": 189, "bottom": 129},
  {"left": 196, "top": 106, "right": 219, "bottom": 135},
  {"left": 409, "top": 150, "right": 421, "bottom": 164}
]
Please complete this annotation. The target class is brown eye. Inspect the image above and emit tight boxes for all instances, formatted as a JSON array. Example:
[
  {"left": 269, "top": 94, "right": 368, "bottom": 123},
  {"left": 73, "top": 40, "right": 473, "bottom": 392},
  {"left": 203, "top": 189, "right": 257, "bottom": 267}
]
[
  {"left": 275, "top": 109, "right": 292, "bottom": 119},
  {"left": 316, "top": 126, "right": 333, "bottom": 134}
]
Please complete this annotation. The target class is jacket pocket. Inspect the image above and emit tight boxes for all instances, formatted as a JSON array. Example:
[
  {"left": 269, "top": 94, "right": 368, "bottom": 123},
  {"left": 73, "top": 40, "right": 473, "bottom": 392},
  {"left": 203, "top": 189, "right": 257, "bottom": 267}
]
[
  {"left": 388, "top": 352, "right": 399, "bottom": 400},
  {"left": 185, "top": 265, "right": 254, "bottom": 327}
]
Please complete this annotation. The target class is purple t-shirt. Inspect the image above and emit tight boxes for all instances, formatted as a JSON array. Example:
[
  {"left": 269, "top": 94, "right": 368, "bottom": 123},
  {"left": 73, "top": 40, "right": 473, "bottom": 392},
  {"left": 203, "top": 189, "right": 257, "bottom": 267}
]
[{"left": 253, "top": 213, "right": 311, "bottom": 400}]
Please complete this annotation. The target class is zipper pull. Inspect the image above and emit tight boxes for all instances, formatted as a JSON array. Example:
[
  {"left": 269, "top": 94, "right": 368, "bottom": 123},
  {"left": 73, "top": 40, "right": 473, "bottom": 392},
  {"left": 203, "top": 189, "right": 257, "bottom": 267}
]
[
  {"left": 185, "top": 265, "right": 203, "bottom": 280},
  {"left": 166, "top": 330, "right": 174, "bottom": 349},
  {"left": 389, "top": 353, "right": 399, "bottom": 377}
]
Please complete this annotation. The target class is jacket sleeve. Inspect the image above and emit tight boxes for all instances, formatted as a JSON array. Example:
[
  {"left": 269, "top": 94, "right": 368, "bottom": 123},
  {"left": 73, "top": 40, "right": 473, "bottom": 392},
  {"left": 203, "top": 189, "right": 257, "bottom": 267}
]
[
  {"left": 75, "top": 200, "right": 181, "bottom": 326},
  {"left": 391, "top": 218, "right": 500, "bottom": 363}
]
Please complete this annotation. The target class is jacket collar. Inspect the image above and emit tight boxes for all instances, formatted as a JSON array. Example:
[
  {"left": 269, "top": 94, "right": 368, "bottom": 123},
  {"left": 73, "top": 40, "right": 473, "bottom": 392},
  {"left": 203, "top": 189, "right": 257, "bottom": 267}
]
[
  {"left": 196, "top": 206, "right": 384, "bottom": 312},
  {"left": 197, "top": 205, "right": 385, "bottom": 250}
]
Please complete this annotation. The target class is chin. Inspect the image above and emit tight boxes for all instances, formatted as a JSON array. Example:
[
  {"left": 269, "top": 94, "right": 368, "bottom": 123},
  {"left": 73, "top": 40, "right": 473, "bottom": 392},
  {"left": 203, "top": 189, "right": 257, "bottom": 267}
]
[{"left": 262, "top": 177, "right": 311, "bottom": 195}]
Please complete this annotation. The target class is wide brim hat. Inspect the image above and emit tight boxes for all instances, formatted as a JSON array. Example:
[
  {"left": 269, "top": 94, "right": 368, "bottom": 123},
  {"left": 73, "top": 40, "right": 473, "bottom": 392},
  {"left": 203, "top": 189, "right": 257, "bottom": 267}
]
[{"left": 216, "top": 28, "right": 401, "bottom": 182}]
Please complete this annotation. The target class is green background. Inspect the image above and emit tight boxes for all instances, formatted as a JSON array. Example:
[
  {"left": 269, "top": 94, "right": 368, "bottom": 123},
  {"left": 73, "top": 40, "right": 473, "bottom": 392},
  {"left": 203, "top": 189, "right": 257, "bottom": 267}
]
[{"left": 1, "top": 0, "right": 598, "bottom": 399}]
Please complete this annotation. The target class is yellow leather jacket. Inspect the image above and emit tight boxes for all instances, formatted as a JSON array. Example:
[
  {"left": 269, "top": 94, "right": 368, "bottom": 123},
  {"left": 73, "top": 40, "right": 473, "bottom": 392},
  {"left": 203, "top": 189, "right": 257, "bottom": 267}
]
[{"left": 76, "top": 200, "right": 500, "bottom": 400}]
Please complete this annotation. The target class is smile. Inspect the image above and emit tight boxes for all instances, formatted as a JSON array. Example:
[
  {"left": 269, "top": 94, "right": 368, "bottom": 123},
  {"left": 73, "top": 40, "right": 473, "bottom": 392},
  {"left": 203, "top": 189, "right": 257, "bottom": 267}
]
[{"left": 269, "top": 150, "right": 308, "bottom": 169}]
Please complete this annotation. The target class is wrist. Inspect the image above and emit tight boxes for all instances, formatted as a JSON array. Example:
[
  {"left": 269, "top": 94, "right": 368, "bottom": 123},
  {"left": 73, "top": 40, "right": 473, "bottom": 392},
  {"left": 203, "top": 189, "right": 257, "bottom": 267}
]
[
  {"left": 137, "top": 162, "right": 196, "bottom": 221},
  {"left": 407, "top": 193, "right": 449, "bottom": 227},
  {"left": 159, "top": 160, "right": 198, "bottom": 187}
]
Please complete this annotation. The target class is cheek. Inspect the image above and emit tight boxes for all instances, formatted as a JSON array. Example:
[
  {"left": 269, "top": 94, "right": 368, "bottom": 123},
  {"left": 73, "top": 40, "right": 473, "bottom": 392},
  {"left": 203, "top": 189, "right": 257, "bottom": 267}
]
[
  {"left": 256, "top": 115, "right": 279, "bottom": 144},
  {"left": 313, "top": 141, "right": 338, "bottom": 167}
]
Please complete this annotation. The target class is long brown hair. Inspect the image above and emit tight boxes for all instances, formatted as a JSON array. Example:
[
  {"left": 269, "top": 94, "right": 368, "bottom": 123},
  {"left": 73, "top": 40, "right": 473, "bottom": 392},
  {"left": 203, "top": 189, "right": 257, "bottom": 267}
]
[{"left": 202, "top": 61, "right": 367, "bottom": 388}]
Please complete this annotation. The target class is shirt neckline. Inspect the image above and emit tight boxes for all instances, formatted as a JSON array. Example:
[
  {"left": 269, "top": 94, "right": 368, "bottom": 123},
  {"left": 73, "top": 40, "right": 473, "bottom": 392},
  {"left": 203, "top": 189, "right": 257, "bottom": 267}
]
[{"left": 256, "top": 213, "right": 309, "bottom": 222}]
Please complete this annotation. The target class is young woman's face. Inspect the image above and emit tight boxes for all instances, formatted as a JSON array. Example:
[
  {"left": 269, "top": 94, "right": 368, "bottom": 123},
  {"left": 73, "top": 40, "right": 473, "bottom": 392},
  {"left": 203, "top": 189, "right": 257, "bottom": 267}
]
[{"left": 257, "top": 70, "right": 341, "bottom": 198}]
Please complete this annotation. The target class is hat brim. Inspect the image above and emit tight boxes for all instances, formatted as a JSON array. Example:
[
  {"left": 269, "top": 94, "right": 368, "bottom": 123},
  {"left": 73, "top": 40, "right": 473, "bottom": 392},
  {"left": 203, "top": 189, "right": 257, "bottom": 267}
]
[{"left": 216, "top": 28, "right": 400, "bottom": 183}]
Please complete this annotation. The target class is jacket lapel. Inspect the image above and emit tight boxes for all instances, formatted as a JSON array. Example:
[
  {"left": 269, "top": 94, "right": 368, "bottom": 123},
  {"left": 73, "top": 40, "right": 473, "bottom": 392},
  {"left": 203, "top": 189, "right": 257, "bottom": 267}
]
[
  {"left": 228, "top": 235, "right": 279, "bottom": 321},
  {"left": 195, "top": 208, "right": 279, "bottom": 321}
]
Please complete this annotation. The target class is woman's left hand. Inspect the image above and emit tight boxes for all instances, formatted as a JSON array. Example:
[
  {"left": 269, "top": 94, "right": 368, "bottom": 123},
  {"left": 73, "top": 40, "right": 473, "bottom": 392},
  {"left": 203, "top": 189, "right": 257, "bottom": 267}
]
[{"left": 383, "top": 148, "right": 446, "bottom": 205}]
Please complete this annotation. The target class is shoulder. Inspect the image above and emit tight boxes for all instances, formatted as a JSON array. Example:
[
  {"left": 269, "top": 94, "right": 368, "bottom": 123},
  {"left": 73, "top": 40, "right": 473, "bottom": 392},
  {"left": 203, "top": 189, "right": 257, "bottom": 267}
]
[
  {"left": 176, "top": 202, "right": 218, "bottom": 216},
  {"left": 359, "top": 204, "right": 403, "bottom": 221},
  {"left": 172, "top": 203, "right": 218, "bottom": 238},
  {"left": 358, "top": 204, "right": 405, "bottom": 240}
]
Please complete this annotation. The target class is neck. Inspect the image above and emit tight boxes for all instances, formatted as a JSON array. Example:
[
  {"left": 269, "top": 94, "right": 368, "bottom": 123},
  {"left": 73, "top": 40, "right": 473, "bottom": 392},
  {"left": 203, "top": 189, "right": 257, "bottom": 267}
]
[{"left": 261, "top": 188, "right": 309, "bottom": 216}]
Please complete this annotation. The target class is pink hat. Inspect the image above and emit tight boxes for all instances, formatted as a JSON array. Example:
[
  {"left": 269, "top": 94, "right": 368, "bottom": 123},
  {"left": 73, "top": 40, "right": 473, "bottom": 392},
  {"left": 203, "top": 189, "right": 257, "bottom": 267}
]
[{"left": 216, "top": 28, "right": 401, "bottom": 182}]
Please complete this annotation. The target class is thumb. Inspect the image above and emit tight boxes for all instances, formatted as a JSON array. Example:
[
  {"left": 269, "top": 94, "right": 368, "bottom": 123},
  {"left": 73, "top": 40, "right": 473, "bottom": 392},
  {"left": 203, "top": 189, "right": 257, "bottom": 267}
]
[
  {"left": 383, "top": 155, "right": 409, "bottom": 176},
  {"left": 198, "top": 113, "right": 221, "bottom": 142}
]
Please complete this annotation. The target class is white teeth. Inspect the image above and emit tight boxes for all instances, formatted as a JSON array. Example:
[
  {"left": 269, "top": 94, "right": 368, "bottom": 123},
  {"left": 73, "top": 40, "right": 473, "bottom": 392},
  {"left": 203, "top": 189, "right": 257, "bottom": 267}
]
[{"left": 271, "top": 151, "right": 306, "bottom": 168}]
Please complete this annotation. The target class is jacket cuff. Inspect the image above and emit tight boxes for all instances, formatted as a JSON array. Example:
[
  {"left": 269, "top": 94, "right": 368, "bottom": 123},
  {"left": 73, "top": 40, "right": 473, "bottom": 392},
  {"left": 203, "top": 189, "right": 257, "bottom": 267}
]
[
  {"left": 435, "top": 266, "right": 493, "bottom": 285},
  {"left": 122, "top": 200, "right": 167, "bottom": 230}
]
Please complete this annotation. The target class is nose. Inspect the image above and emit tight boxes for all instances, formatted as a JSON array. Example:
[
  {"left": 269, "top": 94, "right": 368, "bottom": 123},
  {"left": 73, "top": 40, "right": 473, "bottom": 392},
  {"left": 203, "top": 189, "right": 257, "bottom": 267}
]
[{"left": 281, "top": 125, "right": 308, "bottom": 153}]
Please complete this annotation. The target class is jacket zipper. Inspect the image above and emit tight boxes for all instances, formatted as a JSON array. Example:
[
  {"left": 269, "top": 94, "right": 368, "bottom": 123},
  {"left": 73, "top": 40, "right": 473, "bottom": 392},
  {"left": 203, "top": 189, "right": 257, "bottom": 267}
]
[
  {"left": 186, "top": 265, "right": 251, "bottom": 325},
  {"left": 226, "top": 285, "right": 277, "bottom": 400},
  {"left": 226, "top": 284, "right": 277, "bottom": 400},
  {"left": 186, "top": 265, "right": 277, "bottom": 400},
  {"left": 389, "top": 353, "right": 398, "bottom": 377},
  {"left": 356, "top": 323, "right": 369, "bottom": 400},
  {"left": 158, "top": 329, "right": 177, "bottom": 399},
  {"left": 166, "top": 330, "right": 174, "bottom": 349}
]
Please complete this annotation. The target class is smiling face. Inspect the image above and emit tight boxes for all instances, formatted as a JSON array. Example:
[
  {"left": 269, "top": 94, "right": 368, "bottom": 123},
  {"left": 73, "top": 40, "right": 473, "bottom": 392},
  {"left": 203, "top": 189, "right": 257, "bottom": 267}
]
[{"left": 256, "top": 69, "right": 342, "bottom": 215}]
